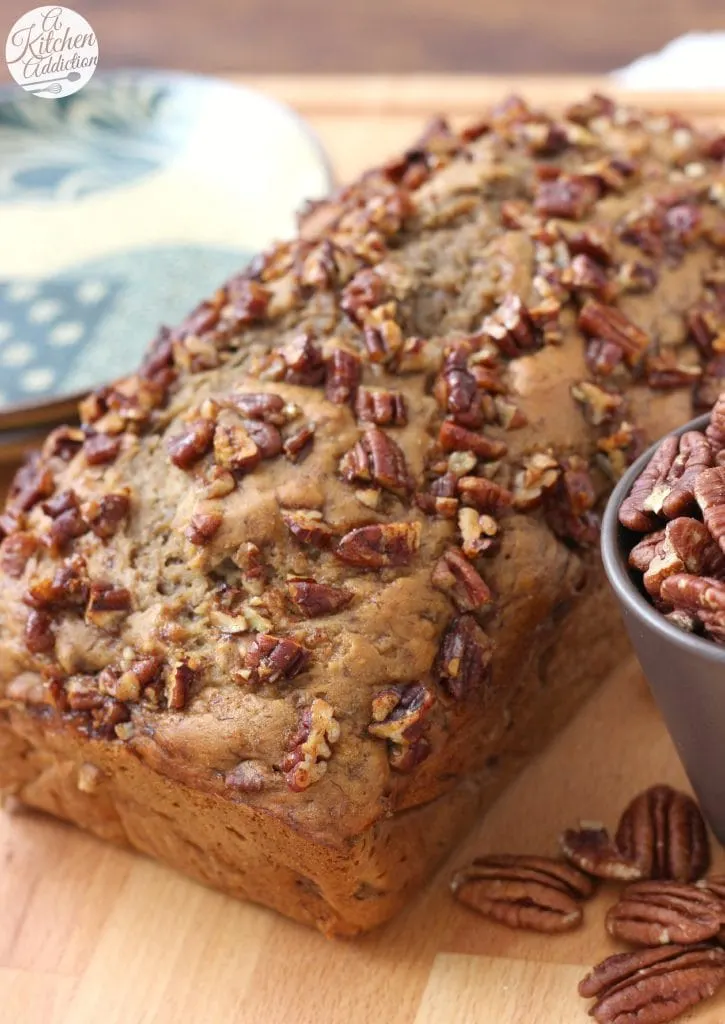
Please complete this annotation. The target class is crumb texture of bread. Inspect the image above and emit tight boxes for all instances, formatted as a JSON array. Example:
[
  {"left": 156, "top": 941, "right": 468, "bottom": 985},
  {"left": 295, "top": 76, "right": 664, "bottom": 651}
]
[{"left": 1, "top": 94, "right": 724, "bottom": 934}]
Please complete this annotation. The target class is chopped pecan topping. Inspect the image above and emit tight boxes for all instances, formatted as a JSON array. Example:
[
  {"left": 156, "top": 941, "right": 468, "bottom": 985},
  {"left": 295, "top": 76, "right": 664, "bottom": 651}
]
[
  {"left": 512, "top": 452, "right": 560, "bottom": 510},
  {"left": 606, "top": 881, "right": 721, "bottom": 947},
  {"left": 615, "top": 784, "right": 710, "bottom": 883},
  {"left": 534, "top": 173, "right": 600, "bottom": 220},
  {"left": 167, "top": 419, "right": 215, "bottom": 470},
  {"left": 646, "top": 354, "right": 702, "bottom": 390},
  {"left": 561, "top": 254, "right": 611, "bottom": 298},
  {"left": 571, "top": 380, "right": 623, "bottom": 426},
  {"left": 225, "top": 278, "right": 270, "bottom": 325},
  {"left": 84, "top": 493, "right": 131, "bottom": 540},
  {"left": 579, "top": 945, "right": 725, "bottom": 1024},
  {"left": 560, "top": 826, "right": 643, "bottom": 882},
  {"left": 8, "top": 455, "right": 54, "bottom": 515},
  {"left": 185, "top": 511, "right": 223, "bottom": 546},
  {"left": 438, "top": 421, "right": 507, "bottom": 460},
  {"left": 340, "top": 268, "right": 388, "bottom": 325},
  {"left": 286, "top": 579, "right": 353, "bottom": 618},
  {"left": 545, "top": 456, "right": 600, "bottom": 547},
  {"left": 363, "top": 318, "right": 403, "bottom": 364},
  {"left": 43, "top": 425, "right": 85, "bottom": 462},
  {"left": 42, "top": 489, "right": 79, "bottom": 518},
  {"left": 166, "top": 661, "right": 195, "bottom": 711},
  {"left": 432, "top": 547, "right": 493, "bottom": 612},
  {"left": 281, "top": 509, "right": 337, "bottom": 549},
  {"left": 451, "top": 854, "right": 593, "bottom": 933},
  {"left": 578, "top": 300, "right": 649, "bottom": 367},
  {"left": 616, "top": 259, "right": 659, "bottom": 295},
  {"left": 566, "top": 224, "right": 614, "bottom": 264},
  {"left": 283, "top": 424, "right": 315, "bottom": 462},
  {"left": 368, "top": 684, "right": 435, "bottom": 772},
  {"left": 355, "top": 388, "right": 408, "bottom": 426},
  {"left": 481, "top": 295, "right": 542, "bottom": 358},
  {"left": 0, "top": 532, "right": 38, "bottom": 579},
  {"left": 325, "top": 348, "right": 361, "bottom": 405},
  {"left": 83, "top": 433, "right": 122, "bottom": 466},
  {"left": 434, "top": 364, "right": 484, "bottom": 428},
  {"left": 279, "top": 334, "right": 326, "bottom": 386},
  {"left": 48, "top": 505, "right": 89, "bottom": 554},
  {"left": 243, "top": 634, "right": 310, "bottom": 685},
  {"left": 437, "top": 613, "right": 494, "bottom": 700},
  {"left": 586, "top": 337, "right": 625, "bottom": 377},
  {"left": 213, "top": 419, "right": 261, "bottom": 473},
  {"left": 457, "top": 506, "right": 499, "bottom": 558},
  {"left": 86, "top": 582, "right": 132, "bottom": 618},
  {"left": 24, "top": 609, "right": 55, "bottom": 654},
  {"left": 244, "top": 419, "right": 282, "bottom": 460},
  {"left": 493, "top": 397, "right": 527, "bottom": 430},
  {"left": 339, "top": 426, "right": 412, "bottom": 497},
  {"left": 226, "top": 392, "right": 285, "bottom": 423},
  {"left": 282, "top": 698, "right": 340, "bottom": 791},
  {"left": 335, "top": 521, "right": 421, "bottom": 569},
  {"left": 456, "top": 476, "right": 512, "bottom": 514}
]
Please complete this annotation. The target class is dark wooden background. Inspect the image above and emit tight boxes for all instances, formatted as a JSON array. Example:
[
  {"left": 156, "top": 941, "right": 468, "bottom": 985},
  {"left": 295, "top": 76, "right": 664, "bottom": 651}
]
[{"left": 0, "top": 0, "right": 723, "bottom": 74}]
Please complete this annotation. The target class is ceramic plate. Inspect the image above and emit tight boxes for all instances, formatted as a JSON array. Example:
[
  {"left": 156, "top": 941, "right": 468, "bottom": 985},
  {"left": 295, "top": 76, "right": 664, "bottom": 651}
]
[{"left": 0, "top": 71, "right": 333, "bottom": 428}]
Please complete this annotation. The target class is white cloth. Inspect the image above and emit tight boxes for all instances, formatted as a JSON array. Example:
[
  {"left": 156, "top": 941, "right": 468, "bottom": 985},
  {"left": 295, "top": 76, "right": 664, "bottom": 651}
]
[{"left": 612, "top": 32, "right": 725, "bottom": 90}]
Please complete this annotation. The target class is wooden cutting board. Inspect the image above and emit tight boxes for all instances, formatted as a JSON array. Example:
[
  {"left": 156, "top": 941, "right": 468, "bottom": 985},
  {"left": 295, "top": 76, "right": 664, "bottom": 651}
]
[{"left": 2, "top": 77, "right": 725, "bottom": 1024}]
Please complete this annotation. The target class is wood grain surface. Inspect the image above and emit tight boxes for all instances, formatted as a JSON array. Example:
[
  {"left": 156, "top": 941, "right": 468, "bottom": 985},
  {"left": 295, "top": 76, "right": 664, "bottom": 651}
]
[
  {"left": 0, "top": 0, "right": 721, "bottom": 74},
  {"left": 1, "top": 78, "right": 725, "bottom": 1024}
]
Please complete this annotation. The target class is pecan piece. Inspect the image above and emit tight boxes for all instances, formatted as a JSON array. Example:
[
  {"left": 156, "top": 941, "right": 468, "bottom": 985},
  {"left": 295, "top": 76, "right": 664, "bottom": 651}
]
[
  {"left": 339, "top": 426, "right": 412, "bottom": 497},
  {"left": 434, "top": 365, "right": 484, "bottom": 428},
  {"left": 615, "top": 784, "right": 710, "bottom": 883},
  {"left": 281, "top": 423, "right": 313, "bottom": 464},
  {"left": 438, "top": 421, "right": 507, "bottom": 460},
  {"left": 166, "top": 661, "right": 195, "bottom": 711},
  {"left": 545, "top": 455, "right": 600, "bottom": 547},
  {"left": 286, "top": 580, "right": 352, "bottom": 618},
  {"left": 571, "top": 381, "right": 623, "bottom": 427},
  {"left": 84, "top": 433, "right": 122, "bottom": 466},
  {"left": 227, "top": 392, "right": 285, "bottom": 423},
  {"left": 456, "top": 476, "right": 512, "bottom": 514},
  {"left": 512, "top": 452, "right": 560, "bottom": 510},
  {"left": 86, "top": 582, "right": 132, "bottom": 627},
  {"left": 451, "top": 854, "right": 592, "bottom": 933},
  {"left": 167, "top": 419, "right": 215, "bottom": 470},
  {"left": 280, "top": 334, "right": 326, "bottom": 386},
  {"left": 706, "top": 393, "right": 725, "bottom": 452},
  {"left": 84, "top": 493, "right": 131, "bottom": 540},
  {"left": 562, "top": 253, "right": 611, "bottom": 298},
  {"left": 355, "top": 388, "right": 408, "bottom": 427},
  {"left": 213, "top": 420, "right": 260, "bottom": 473},
  {"left": 579, "top": 945, "right": 725, "bottom": 1024},
  {"left": 534, "top": 173, "right": 600, "bottom": 220},
  {"left": 282, "top": 698, "right": 340, "bottom": 791},
  {"left": 606, "top": 881, "right": 721, "bottom": 947},
  {"left": 457, "top": 507, "right": 499, "bottom": 558},
  {"left": 24, "top": 609, "right": 55, "bottom": 654},
  {"left": 368, "top": 684, "right": 435, "bottom": 772},
  {"left": 185, "top": 511, "right": 223, "bottom": 546},
  {"left": 363, "top": 319, "right": 403, "bottom": 365},
  {"left": 437, "top": 613, "right": 494, "bottom": 700},
  {"left": 8, "top": 456, "right": 54, "bottom": 515},
  {"left": 335, "top": 522, "right": 421, "bottom": 569},
  {"left": 560, "top": 826, "right": 643, "bottom": 882},
  {"left": 481, "top": 295, "right": 542, "bottom": 358},
  {"left": 629, "top": 529, "right": 666, "bottom": 573},
  {"left": 26, "top": 554, "right": 89, "bottom": 610},
  {"left": 578, "top": 300, "right": 649, "bottom": 367},
  {"left": 661, "top": 574, "right": 725, "bottom": 616},
  {"left": 340, "top": 268, "right": 388, "bottom": 325},
  {"left": 281, "top": 509, "right": 337, "bottom": 549},
  {"left": 0, "top": 532, "right": 38, "bottom": 579},
  {"left": 243, "top": 634, "right": 310, "bottom": 685},
  {"left": 325, "top": 348, "right": 361, "bottom": 405},
  {"left": 432, "top": 547, "right": 494, "bottom": 612}
]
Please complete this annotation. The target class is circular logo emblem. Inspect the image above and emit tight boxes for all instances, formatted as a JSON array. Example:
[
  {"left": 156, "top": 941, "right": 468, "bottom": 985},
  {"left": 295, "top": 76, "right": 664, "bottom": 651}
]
[{"left": 5, "top": 6, "right": 98, "bottom": 99}]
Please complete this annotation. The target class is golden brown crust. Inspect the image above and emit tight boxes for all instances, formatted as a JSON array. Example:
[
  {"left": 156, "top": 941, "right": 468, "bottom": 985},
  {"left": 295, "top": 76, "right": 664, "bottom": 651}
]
[{"left": 1, "top": 94, "right": 724, "bottom": 931}]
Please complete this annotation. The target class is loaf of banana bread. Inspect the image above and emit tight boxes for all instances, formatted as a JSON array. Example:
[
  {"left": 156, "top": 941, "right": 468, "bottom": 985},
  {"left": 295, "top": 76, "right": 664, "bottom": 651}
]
[{"left": 1, "top": 94, "right": 724, "bottom": 935}]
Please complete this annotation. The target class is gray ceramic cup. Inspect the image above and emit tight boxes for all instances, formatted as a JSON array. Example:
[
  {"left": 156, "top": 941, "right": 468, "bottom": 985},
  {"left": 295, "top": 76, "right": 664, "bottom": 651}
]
[{"left": 601, "top": 411, "right": 725, "bottom": 843}]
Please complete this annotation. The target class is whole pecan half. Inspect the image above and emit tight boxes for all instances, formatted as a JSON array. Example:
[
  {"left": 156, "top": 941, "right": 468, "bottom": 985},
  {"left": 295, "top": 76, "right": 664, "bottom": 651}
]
[
  {"left": 629, "top": 529, "right": 666, "bottom": 573},
  {"left": 660, "top": 574, "right": 725, "bottom": 618},
  {"left": 325, "top": 347, "right": 361, "bottom": 405},
  {"left": 167, "top": 419, "right": 215, "bottom": 470},
  {"left": 431, "top": 546, "right": 494, "bottom": 612},
  {"left": 368, "top": 684, "right": 435, "bottom": 772},
  {"left": 619, "top": 432, "right": 714, "bottom": 531},
  {"left": 705, "top": 392, "right": 725, "bottom": 451},
  {"left": 281, "top": 509, "right": 338, "bottom": 549},
  {"left": 560, "top": 825, "right": 643, "bottom": 882},
  {"left": 606, "top": 880, "right": 721, "bottom": 946},
  {"left": 335, "top": 521, "right": 421, "bottom": 568},
  {"left": 579, "top": 945, "right": 725, "bottom": 1024},
  {"left": 451, "top": 853, "right": 593, "bottom": 933},
  {"left": 695, "top": 466, "right": 725, "bottom": 554},
  {"left": 339, "top": 426, "right": 413, "bottom": 496},
  {"left": 0, "top": 532, "right": 38, "bottom": 579},
  {"left": 355, "top": 388, "right": 408, "bottom": 427},
  {"left": 615, "top": 784, "right": 710, "bottom": 883},
  {"left": 436, "top": 613, "right": 494, "bottom": 700},
  {"left": 696, "top": 875, "right": 725, "bottom": 941},
  {"left": 641, "top": 518, "right": 725, "bottom": 599},
  {"left": 282, "top": 698, "right": 340, "bottom": 791}
]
